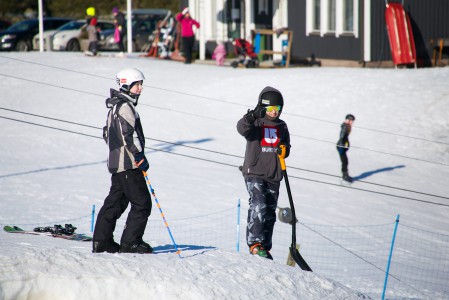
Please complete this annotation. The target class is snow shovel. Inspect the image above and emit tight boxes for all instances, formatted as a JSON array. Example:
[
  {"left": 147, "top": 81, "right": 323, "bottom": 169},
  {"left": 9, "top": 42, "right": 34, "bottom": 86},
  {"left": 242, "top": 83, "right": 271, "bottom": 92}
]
[{"left": 278, "top": 145, "right": 313, "bottom": 272}]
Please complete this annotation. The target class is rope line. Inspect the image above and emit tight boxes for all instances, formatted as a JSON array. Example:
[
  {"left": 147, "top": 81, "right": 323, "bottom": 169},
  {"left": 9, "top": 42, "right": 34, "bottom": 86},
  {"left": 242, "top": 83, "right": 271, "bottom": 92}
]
[
  {"left": 1, "top": 102, "right": 447, "bottom": 166},
  {"left": 1, "top": 114, "right": 448, "bottom": 208},
  {"left": 1, "top": 107, "right": 448, "bottom": 200},
  {"left": 1, "top": 56, "right": 448, "bottom": 145}
]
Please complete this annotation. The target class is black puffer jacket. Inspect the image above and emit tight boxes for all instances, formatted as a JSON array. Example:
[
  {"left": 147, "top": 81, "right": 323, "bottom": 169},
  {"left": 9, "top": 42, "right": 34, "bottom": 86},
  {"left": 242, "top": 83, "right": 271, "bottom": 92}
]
[{"left": 337, "top": 123, "right": 351, "bottom": 149}]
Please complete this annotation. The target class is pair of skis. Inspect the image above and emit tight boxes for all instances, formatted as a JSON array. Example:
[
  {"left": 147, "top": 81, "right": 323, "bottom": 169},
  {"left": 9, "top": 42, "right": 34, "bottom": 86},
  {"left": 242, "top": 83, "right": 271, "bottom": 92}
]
[{"left": 3, "top": 225, "right": 92, "bottom": 241}]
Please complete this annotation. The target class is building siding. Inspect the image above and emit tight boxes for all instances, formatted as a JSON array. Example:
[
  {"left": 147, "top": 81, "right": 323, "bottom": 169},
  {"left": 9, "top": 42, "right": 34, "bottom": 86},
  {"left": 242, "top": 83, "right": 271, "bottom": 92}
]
[
  {"left": 288, "top": 0, "right": 362, "bottom": 62},
  {"left": 289, "top": 0, "right": 449, "bottom": 65}
]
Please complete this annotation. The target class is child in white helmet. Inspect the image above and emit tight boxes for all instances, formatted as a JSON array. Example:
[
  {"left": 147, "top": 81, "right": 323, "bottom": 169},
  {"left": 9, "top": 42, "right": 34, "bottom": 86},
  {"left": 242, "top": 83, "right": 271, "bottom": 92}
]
[{"left": 93, "top": 68, "right": 153, "bottom": 254}]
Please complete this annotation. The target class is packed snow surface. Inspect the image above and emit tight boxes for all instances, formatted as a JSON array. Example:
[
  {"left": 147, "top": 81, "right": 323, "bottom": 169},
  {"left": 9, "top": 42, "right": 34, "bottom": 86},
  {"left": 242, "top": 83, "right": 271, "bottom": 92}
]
[{"left": 1, "top": 52, "right": 448, "bottom": 299}]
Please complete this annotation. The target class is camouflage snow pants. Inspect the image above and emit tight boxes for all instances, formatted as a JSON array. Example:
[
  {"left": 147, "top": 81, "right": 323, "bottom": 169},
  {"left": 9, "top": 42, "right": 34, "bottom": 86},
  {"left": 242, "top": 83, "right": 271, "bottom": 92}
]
[{"left": 245, "top": 177, "right": 280, "bottom": 251}]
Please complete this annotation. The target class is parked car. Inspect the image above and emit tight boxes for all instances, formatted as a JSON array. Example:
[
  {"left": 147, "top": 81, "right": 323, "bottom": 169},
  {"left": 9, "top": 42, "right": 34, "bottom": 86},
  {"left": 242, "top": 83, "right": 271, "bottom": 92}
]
[
  {"left": 0, "top": 18, "right": 72, "bottom": 51},
  {"left": 0, "top": 19, "right": 11, "bottom": 31},
  {"left": 33, "top": 20, "right": 83, "bottom": 51},
  {"left": 47, "top": 20, "right": 114, "bottom": 52},
  {"left": 99, "top": 9, "right": 171, "bottom": 52}
]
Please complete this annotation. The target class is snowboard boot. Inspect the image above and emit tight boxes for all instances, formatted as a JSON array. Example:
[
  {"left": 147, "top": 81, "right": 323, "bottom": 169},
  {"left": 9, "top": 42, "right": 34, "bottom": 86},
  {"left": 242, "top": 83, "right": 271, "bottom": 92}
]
[
  {"left": 342, "top": 171, "right": 353, "bottom": 183},
  {"left": 92, "top": 240, "right": 120, "bottom": 253},
  {"left": 120, "top": 240, "right": 153, "bottom": 254},
  {"left": 249, "top": 243, "right": 268, "bottom": 258}
]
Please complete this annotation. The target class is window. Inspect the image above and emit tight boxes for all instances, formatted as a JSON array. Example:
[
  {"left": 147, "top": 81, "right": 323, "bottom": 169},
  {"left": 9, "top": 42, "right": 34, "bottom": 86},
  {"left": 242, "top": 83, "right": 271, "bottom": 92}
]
[
  {"left": 313, "top": 0, "right": 320, "bottom": 31},
  {"left": 258, "top": 0, "right": 269, "bottom": 15},
  {"left": 306, "top": 0, "right": 358, "bottom": 37},
  {"left": 343, "top": 0, "right": 354, "bottom": 32},
  {"left": 327, "top": 0, "right": 336, "bottom": 32}
]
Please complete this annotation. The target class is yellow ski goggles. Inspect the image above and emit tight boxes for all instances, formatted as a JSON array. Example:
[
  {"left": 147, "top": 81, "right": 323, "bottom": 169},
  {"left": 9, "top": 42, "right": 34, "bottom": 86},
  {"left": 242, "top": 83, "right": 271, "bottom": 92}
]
[{"left": 265, "top": 105, "right": 281, "bottom": 112}]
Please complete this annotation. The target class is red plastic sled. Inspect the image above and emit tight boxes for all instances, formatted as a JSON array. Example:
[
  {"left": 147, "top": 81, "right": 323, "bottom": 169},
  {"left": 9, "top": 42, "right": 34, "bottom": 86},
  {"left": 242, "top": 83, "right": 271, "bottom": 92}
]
[{"left": 385, "top": 3, "right": 417, "bottom": 67}]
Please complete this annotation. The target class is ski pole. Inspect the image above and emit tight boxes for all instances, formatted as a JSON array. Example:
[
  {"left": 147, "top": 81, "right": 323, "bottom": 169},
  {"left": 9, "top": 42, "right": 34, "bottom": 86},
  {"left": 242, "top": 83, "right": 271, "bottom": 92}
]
[
  {"left": 142, "top": 171, "right": 181, "bottom": 258},
  {"left": 278, "top": 145, "right": 312, "bottom": 271}
]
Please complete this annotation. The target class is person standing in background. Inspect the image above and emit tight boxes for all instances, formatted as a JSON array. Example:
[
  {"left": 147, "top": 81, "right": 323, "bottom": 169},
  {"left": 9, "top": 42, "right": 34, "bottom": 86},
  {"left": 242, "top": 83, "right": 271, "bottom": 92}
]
[
  {"left": 85, "top": 17, "right": 99, "bottom": 56},
  {"left": 175, "top": 7, "right": 200, "bottom": 64},
  {"left": 112, "top": 7, "right": 126, "bottom": 54}
]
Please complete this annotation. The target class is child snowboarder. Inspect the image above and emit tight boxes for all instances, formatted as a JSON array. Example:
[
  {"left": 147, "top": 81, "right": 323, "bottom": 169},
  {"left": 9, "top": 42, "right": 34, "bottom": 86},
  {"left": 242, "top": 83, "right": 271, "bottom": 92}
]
[
  {"left": 237, "top": 86, "right": 291, "bottom": 259},
  {"left": 93, "top": 68, "right": 153, "bottom": 254},
  {"left": 337, "top": 114, "right": 355, "bottom": 182}
]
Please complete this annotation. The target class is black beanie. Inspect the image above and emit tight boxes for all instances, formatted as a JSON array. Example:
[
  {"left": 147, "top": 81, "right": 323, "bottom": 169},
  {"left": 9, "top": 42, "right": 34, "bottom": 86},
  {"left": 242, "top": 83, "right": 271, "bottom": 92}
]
[
  {"left": 260, "top": 90, "right": 284, "bottom": 107},
  {"left": 345, "top": 114, "right": 355, "bottom": 121}
]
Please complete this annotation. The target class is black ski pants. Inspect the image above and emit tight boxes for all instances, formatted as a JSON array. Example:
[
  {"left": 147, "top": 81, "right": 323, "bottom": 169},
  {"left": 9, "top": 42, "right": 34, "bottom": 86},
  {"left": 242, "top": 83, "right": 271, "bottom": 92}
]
[
  {"left": 94, "top": 168, "right": 152, "bottom": 245},
  {"left": 88, "top": 41, "right": 98, "bottom": 55},
  {"left": 182, "top": 36, "right": 195, "bottom": 63},
  {"left": 117, "top": 31, "right": 126, "bottom": 52},
  {"left": 245, "top": 177, "right": 280, "bottom": 251},
  {"left": 337, "top": 146, "right": 349, "bottom": 173}
]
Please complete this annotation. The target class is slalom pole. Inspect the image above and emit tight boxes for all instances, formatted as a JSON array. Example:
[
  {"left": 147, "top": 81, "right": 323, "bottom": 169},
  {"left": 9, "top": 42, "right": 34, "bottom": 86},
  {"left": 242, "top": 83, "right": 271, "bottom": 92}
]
[
  {"left": 90, "top": 204, "right": 95, "bottom": 233},
  {"left": 382, "top": 214, "right": 400, "bottom": 300},
  {"left": 278, "top": 145, "right": 312, "bottom": 272},
  {"left": 142, "top": 171, "right": 181, "bottom": 258},
  {"left": 236, "top": 199, "right": 241, "bottom": 252}
]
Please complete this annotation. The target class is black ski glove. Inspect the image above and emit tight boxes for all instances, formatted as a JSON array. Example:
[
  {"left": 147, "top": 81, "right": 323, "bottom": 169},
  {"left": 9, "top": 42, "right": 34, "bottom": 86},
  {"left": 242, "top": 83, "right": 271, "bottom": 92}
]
[
  {"left": 276, "top": 143, "right": 290, "bottom": 158},
  {"left": 245, "top": 105, "right": 266, "bottom": 124},
  {"left": 134, "top": 151, "right": 149, "bottom": 171}
]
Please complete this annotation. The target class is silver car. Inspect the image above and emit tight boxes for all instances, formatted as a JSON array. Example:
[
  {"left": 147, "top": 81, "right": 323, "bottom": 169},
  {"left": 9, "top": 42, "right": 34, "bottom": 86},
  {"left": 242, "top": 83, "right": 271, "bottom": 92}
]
[{"left": 52, "top": 19, "right": 114, "bottom": 51}]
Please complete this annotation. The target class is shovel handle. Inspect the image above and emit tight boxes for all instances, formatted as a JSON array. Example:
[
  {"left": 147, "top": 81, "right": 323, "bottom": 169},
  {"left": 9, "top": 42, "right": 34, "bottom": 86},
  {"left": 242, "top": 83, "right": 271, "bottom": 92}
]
[{"left": 278, "top": 144, "right": 287, "bottom": 171}]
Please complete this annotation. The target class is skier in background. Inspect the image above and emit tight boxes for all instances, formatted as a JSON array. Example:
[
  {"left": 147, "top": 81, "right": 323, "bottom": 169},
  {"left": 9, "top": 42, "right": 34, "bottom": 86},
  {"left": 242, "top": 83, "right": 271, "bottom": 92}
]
[
  {"left": 237, "top": 86, "right": 291, "bottom": 259},
  {"left": 337, "top": 114, "right": 355, "bottom": 183},
  {"left": 93, "top": 68, "right": 153, "bottom": 254}
]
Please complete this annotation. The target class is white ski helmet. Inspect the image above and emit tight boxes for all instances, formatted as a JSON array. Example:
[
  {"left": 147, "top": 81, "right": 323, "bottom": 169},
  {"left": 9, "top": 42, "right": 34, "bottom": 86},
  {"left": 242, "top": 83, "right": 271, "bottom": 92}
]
[{"left": 116, "top": 68, "right": 145, "bottom": 93}]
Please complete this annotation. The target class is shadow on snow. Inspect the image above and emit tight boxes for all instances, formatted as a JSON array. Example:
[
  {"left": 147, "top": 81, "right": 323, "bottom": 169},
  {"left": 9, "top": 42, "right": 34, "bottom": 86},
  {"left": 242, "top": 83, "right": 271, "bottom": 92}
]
[
  {"left": 0, "top": 138, "right": 213, "bottom": 179},
  {"left": 152, "top": 244, "right": 217, "bottom": 258},
  {"left": 353, "top": 165, "right": 406, "bottom": 181}
]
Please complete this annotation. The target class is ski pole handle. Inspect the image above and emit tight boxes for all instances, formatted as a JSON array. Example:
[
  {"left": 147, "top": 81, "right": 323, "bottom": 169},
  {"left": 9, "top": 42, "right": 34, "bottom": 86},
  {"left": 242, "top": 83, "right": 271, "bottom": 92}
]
[{"left": 278, "top": 144, "right": 287, "bottom": 171}]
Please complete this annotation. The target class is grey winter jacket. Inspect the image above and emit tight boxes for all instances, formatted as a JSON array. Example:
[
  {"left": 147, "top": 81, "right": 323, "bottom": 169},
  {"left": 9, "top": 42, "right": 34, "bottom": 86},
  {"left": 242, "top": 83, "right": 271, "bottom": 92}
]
[
  {"left": 87, "top": 24, "right": 98, "bottom": 42},
  {"left": 103, "top": 89, "right": 145, "bottom": 174},
  {"left": 237, "top": 96, "right": 290, "bottom": 183}
]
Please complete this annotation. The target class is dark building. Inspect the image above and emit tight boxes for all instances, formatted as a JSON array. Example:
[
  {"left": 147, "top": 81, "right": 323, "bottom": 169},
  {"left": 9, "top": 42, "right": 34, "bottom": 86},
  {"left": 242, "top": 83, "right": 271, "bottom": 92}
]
[{"left": 287, "top": 0, "right": 449, "bottom": 67}]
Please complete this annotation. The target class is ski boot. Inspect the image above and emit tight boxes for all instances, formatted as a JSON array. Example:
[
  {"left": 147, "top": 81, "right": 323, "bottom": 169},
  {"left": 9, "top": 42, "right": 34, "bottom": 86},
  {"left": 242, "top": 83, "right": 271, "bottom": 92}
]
[
  {"left": 120, "top": 240, "right": 153, "bottom": 254},
  {"left": 342, "top": 171, "right": 353, "bottom": 183},
  {"left": 249, "top": 243, "right": 268, "bottom": 258},
  {"left": 93, "top": 240, "right": 121, "bottom": 253}
]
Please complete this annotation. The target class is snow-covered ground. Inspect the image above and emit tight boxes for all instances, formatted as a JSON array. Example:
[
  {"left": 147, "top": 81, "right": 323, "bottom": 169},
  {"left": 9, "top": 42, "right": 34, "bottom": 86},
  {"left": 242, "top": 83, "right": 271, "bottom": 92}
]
[{"left": 0, "top": 52, "right": 448, "bottom": 300}]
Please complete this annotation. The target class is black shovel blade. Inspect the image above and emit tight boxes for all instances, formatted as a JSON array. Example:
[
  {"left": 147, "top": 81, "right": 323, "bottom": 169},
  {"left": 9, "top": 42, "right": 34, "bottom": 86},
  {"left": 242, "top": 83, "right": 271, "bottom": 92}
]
[{"left": 290, "top": 245, "right": 313, "bottom": 272}]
